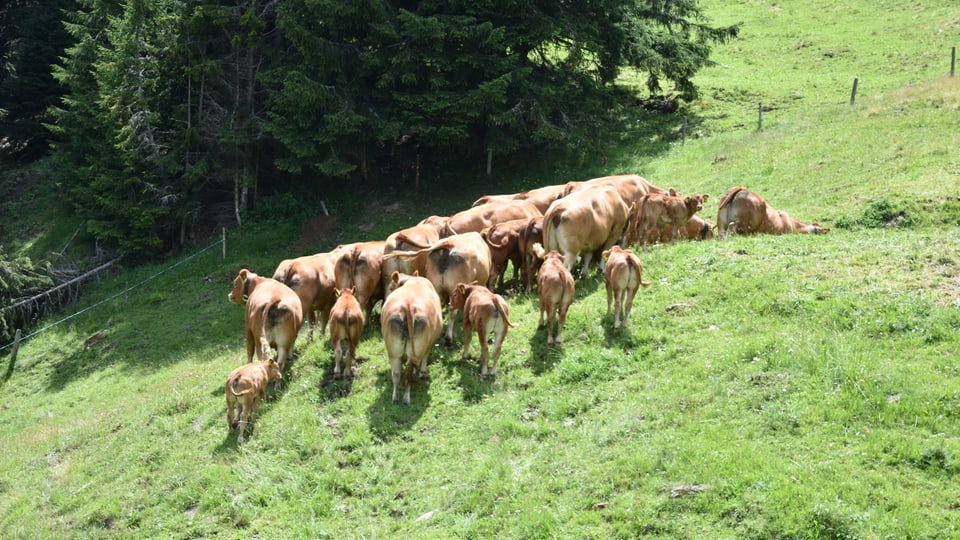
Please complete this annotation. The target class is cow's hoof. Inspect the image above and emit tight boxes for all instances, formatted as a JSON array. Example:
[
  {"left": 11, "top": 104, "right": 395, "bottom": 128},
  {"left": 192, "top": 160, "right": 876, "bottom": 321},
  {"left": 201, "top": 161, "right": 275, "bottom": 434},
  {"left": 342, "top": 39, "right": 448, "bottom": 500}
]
[{"left": 333, "top": 372, "right": 342, "bottom": 380}]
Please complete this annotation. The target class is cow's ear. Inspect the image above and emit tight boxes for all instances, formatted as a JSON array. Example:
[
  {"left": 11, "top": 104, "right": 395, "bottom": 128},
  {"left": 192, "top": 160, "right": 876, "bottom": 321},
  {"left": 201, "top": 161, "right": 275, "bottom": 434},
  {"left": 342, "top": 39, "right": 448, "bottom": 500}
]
[
  {"left": 239, "top": 268, "right": 249, "bottom": 281},
  {"left": 412, "top": 270, "right": 420, "bottom": 277},
  {"left": 702, "top": 194, "right": 709, "bottom": 202},
  {"left": 391, "top": 271, "right": 400, "bottom": 286},
  {"left": 602, "top": 249, "right": 610, "bottom": 260}
]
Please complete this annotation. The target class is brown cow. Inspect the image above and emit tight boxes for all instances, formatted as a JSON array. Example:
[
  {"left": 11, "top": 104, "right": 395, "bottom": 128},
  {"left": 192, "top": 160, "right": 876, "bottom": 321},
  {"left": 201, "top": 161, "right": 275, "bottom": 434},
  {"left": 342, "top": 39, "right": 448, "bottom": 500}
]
[
  {"left": 328, "top": 287, "right": 365, "bottom": 379},
  {"left": 440, "top": 200, "right": 542, "bottom": 237},
  {"left": 601, "top": 246, "right": 652, "bottom": 329},
  {"left": 563, "top": 174, "right": 667, "bottom": 209},
  {"left": 633, "top": 192, "right": 709, "bottom": 249},
  {"left": 228, "top": 269, "right": 303, "bottom": 372},
  {"left": 652, "top": 214, "right": 715, "bottom": 243},
  {"left": 531, "top": 244, "right": 576, "bottom": 346},
  {"left": 381, "top": 232, "right": 492, "bottom": 343},
  {"left": 518, "top": 216, "right": 545, "bottom": 293},
  {"left": 380, "top": 272, "right": 443, "bottom": 404},
  {"left": 471, "top": 184, "right": 565, "bottom": 214},
  {"left": 449, "top": 283, "right": 517, "bottom": 377},
  {"left": 481, "top": 218, "right": 529, "bottom": 289},
  {"left": 333, "top": 241, "right": 386, "bottom": 322},
  {"left": 272, "top": 252, "right": 337, "bottom": 342},
  {"left": 382, "top": 219, "right": 446, "bottom": 293},
  {"left": 542, "top": 184, "right": 632, "bottom": 277},
  {"left": 716, "top": 186, "right": 831, "bottom": 238},
  {"left": 385, "top": 218, "right": 445, "bottom": 253},
  {"left": 226, "top": 359, "right": 281, "bottom": 443}
]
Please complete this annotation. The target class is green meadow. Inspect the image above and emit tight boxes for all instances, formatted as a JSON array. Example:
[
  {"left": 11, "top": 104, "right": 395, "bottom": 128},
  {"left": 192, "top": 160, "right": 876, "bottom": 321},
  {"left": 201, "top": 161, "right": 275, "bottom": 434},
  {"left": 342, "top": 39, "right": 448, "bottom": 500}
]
[{"left": 2, "top": 0, "right": 960, "bottom": 537}]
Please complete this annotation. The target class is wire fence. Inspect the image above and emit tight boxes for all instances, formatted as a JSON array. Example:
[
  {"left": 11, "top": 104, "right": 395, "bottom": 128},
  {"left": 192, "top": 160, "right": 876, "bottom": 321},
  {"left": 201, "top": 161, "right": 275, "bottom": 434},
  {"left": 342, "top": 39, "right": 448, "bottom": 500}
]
[{"left": 0, "top": 237, "right": 224, "bottom": 354}]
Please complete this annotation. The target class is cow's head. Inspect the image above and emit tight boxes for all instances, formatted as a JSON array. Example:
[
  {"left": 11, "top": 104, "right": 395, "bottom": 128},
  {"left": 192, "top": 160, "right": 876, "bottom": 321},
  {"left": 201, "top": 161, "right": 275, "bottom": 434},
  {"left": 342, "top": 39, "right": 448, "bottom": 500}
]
[
  {"left": 448, "top": 283, "right": 470, "bottom": 310},
  {"left": 686, "top": 194, "right": 708, "bottom": 213},
  {"left": 265, "top": 359, "right": 283, "bottom": 382},
  {"left": 809, "top": 223, "right": 831, "bottom": 234},
  {"left": 228, "top": 269, "right": 252, "bottom": 304},
  {"left": 335, "top": 287, "right": 357, "bottom": 299}
]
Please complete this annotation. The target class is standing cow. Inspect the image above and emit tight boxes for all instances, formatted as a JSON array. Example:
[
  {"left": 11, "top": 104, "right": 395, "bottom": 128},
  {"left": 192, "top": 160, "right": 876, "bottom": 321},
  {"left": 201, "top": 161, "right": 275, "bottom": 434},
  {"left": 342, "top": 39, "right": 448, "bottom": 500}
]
[
  {"left": 328, "top": 287, "right": 365, "bottom": 379},
  {"left": 333, "top": 241, "right": 386, "bottom": 322},
  {"left": 542, "top": 184, "right": 632, "bottom": 278},
  {"left": 601, "top": 246, "right": 652, "bottom": 329},
  {"left": 381, "top": 272, "right": 444, "bottom": 404},
  {"left": 449, "top": 283, "right": 517, "bottom": 378},
  {"left": 272, "top": 252, "right": 337, "bottom": 342},
  {"left": 228, "top": 268, "right": 303, "bottom": 372},
  {"left": 531, "top": 244, "right": 576, "bottom": 346}
]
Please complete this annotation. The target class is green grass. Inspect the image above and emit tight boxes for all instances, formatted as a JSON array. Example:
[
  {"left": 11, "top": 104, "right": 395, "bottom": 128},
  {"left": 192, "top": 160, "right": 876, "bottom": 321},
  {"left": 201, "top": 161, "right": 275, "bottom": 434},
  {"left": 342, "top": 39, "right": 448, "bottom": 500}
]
[{"left": 4, "top": 1, "right": 960, "bottom": 537}]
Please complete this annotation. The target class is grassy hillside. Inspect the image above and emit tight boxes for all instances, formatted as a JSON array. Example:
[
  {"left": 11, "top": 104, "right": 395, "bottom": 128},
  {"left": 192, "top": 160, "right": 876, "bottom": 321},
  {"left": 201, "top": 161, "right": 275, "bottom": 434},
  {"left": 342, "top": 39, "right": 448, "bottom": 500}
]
[{"left": 2, "top": 1, "right": 960, "bottom": 538}]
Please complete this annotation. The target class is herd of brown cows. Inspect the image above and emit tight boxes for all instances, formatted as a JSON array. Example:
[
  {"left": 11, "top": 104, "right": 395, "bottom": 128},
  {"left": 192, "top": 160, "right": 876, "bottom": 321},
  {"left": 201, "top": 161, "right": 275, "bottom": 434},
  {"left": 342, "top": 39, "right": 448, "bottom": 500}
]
[{"left": 223, "top": 177, "right": 828, "bottom": 441}]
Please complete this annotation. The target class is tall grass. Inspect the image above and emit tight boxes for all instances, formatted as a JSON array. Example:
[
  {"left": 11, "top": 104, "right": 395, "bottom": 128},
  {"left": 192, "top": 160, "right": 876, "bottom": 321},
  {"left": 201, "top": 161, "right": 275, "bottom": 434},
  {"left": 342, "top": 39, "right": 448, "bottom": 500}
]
[{"left": 3, "top": 1, "right": 960, "bottom": 538}]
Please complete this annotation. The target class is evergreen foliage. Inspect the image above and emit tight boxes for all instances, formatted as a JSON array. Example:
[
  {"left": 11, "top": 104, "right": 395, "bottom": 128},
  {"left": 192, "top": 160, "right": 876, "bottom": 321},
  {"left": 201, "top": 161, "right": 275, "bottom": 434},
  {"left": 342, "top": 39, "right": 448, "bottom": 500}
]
[
  {"left": 41, "top": 0, "right": 736, "bottom": 256},
  {"left": 0, "top": 0, "right": 76, "bottom": 163}
]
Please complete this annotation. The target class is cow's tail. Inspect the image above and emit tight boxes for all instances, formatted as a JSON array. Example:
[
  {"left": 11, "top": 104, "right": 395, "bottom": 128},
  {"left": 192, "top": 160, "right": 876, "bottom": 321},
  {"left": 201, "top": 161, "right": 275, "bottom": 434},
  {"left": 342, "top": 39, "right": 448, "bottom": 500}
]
[
  {"left": 262, "top": 302, "right": 292, "bottom": 358},
  {"left": 544, "top": 212, "right": 563, "bottom": 253},
  {"left": 229, "top": 375, "right": 253, "bottom": 396},
  {"left": 481, "top": 225, "right": 510, "bottom": 249},
  {"left": 627, "top": 255, "right": 652, "bottom": 288},
  {"left": 716, "top": 186, "right": 747, "bottom": 212},
  {"left": 404, "top": 304, "right": 422, "bottom": 387},
  {"left": 494, "top": 295, "right": 518, "bottom": 328}
]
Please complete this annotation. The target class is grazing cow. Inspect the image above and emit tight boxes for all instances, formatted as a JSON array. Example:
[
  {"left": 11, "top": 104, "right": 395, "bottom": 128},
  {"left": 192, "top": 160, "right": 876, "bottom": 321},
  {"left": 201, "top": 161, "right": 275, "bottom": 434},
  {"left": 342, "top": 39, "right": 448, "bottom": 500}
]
[
  {"left": 333, "top": 241, "right": 386, "bottom": 322},
  {"left": 448, "top": 283, "right": 517, "bottom": 377},
  {"left": 633, "top": 192, "right": 709, "bottom": 249},
  {"left": 385, "top": 218, "right": 446, "bottom": 253},
  {"left": 328, "top": 287, "right": 365, "bottom": 379},
  {"left": 542, "top": 184, "right": 632, "bottom": 277},
  {"left": 563, "top": 174, "right": 668, "bottom": 209},
  {"left": 381, "top": 232, "right": 492, "bottom": 343},
  {"left": 601, "top": 246, "right": 652, "bottom": 329},
  {"left": 716, "top": 186, "right": 831, "bottom": 237},
  {"left": 226, "top": 359, "right": 281, "bottom": 443},
  {"left": 518, "top": 216, "right": 545, "bottom": 293},
  {"left": 440, "top": 200, "right": 541, "bottom": 237},
  {"left": 382, "top": 218, "right": 446, "bottom": 293},
  {"left": 481, "top": 217, "right": 529, "bottom": 289},
  {"left": 228, "top": 269, "right": 303, "bottom": 371},
  {"left": 380, "top": 272, "right": 443, "bottom": 404},
  {"left": 473, "top": 184, "right": 568, "bottom": 214},
  {"left": 272, "top": 252, "right": 337, "bottom": 342},
  {"left": 531, "top": 244, "right": 576, "bottom": 346}
]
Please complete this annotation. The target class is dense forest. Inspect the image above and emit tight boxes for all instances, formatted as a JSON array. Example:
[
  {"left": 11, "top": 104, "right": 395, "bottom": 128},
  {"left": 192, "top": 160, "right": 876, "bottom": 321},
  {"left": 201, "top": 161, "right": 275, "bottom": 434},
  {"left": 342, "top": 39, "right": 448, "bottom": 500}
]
[{"left": 1, "top": 0, "right": 737, "bottom": 341}]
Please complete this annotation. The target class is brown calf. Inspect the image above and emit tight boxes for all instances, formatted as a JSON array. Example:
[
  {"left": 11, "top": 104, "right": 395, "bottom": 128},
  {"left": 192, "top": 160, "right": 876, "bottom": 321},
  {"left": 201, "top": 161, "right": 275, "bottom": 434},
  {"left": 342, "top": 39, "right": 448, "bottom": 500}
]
[
  {"left": 602, "top": 246, "right": 652, "bottom": 329},
  {"left": 449, "top": 283, "right": 517, "bottom": 377},
  {"left": 634, "top": 193, "right": 709, "bottom": 249},
  {"left": 481, "top": 217, "right": 529, "bottom": 289},
  {"left": 225, "top": 359, "right": 282, "bottom": 443},
  {"left": 328, "top": 287, "right": 365, "bottom": 379},
  {"left": 531, "top": 244, "right": 576, "bottom": 346}
]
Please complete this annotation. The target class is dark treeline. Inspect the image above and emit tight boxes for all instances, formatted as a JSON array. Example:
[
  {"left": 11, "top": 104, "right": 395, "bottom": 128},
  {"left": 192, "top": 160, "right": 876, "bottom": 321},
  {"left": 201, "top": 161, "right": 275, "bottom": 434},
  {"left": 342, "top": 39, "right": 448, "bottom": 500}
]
[{"left": 1, "top": 0, "right": 738, "bottom": 257}]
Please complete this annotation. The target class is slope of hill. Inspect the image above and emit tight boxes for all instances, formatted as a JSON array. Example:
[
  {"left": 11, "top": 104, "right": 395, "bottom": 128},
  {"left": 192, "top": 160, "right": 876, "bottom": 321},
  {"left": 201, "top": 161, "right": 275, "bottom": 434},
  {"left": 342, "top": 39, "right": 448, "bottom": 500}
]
[{"left": 2, "top": 1, "right": 959, "bottom": 538}]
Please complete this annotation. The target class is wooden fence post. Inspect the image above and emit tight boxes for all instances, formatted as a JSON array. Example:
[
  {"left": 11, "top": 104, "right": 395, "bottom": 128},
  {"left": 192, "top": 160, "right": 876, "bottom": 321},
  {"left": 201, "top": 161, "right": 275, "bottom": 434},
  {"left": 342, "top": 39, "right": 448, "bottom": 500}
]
[
  {"left": 682, "top": 116, "right": 687, "bottom": 145},
  {"left": 849, "top": 78, "right": 859, "bottom": 105},
  {"left": 10, "top": 329, "right": 21, "bottom": 365},
  {"left": 222, "top": 227, "right": 227, "bottom": 259},
  {"left": 951, "top": 46, "right": 956, "bottom": 77},
  {"left": 758, "top": 102, "right": 763, "bottom": 130}
]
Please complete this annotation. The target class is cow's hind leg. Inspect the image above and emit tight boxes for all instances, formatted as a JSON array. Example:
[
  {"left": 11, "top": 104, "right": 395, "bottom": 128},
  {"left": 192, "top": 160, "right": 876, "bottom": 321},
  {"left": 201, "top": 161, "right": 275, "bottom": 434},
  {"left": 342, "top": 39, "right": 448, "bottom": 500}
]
[
  {"left": 333, "top": 339, "right": 343, "bottom": 379},
  {"left": 390, "top": 356, "right": 402, "bottom": 403}
]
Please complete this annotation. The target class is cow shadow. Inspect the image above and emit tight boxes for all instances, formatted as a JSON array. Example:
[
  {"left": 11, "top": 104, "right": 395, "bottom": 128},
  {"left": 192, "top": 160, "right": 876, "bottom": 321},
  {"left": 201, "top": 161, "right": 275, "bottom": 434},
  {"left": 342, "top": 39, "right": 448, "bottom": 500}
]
[
  {"left": 212, "top": 384, "right": 286, "bottom": 454},
  {"left": 364, "top": 351, "right": 441, "bottom": 440}
]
